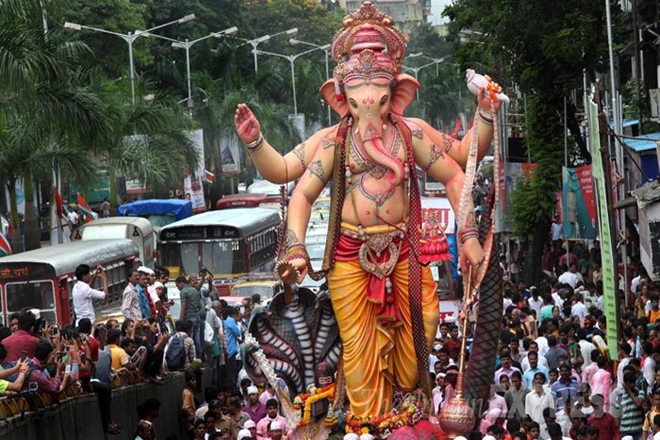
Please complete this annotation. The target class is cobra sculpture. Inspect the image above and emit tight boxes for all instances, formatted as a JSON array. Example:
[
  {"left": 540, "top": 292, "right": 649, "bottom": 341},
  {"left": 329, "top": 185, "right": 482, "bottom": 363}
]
[{"left": 241, "top": 288, "right": 342, "bottom": 398}]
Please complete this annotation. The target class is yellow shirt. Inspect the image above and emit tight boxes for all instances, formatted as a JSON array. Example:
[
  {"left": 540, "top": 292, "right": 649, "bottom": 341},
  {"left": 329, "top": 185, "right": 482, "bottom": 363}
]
[
  {"left": 649, "top": 309, "right": 660, "bottom": 326},
  {"left": 108, "top": 344, "right": 129, "bottom": 370}
]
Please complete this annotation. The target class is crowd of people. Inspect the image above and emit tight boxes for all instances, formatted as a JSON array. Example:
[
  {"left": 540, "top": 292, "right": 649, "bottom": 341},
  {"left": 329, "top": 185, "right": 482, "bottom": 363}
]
[
  {"left": 3, "top": 219, "right": 659, "bottom": 440},
  {"left": 428, "top": 232, "right": 659, "bottom": 440}
]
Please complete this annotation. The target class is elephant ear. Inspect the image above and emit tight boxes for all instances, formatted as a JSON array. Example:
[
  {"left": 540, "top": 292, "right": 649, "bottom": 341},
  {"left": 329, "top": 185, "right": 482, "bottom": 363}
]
[
  {"left": 391, "top": 74, "right": 420, "bottom": 115},
  {"left": 320, "top": 79, "right": 349, "bottom": 119}
]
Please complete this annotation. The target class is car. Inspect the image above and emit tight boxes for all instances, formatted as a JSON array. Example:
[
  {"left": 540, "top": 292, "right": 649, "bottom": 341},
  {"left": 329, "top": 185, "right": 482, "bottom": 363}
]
[
  {"left": 226, "top": 280, "right": 283, "bottom": 307},
  {"left": 300, "top": 274, "right": 328, "bottom": 294}
]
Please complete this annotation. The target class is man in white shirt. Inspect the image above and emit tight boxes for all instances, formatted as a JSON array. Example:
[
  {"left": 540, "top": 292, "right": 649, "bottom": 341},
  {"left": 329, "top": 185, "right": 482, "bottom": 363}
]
[
  {"left": 72, "top": 264, "right": 108, "bottom": 325},
  {"left": 557, "top": 264, "right": 579, "bottom": 289},
  {"left": 121, "top": 269, "right": 141, "bottom": 321},
  {"left": 571, "top": 294, "right": 587, "bottom": 321},
  {"left": 528, "top": 287, "right": 544, "bottom": 320}
]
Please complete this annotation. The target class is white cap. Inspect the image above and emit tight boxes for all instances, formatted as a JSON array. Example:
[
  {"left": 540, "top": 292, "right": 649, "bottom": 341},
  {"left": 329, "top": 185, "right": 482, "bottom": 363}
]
[
  {"left": 138, "top": 266, "right": 154, "bottom": 275},
  {"left": 455, "top": 437, "right": 468, "bottom": 440},
  {"left": 238, "top": 429, "right": 252, "bottom": 440},
  {"left": 270, "top": 421, "right": 282, "bottom": 430},
  {"left": 483, "top": 436, "right": 497, "bottom": 440},
  {"left": 360, "top": 435, "right": 374, "bottom": 440},
  {"left": 153, "top": 281, "right": 164, "bottom": 289},
  {"left": 622, "top": 437, "right": 633, "bottom": 440},
  {"left": 244, "top": 420, "right": 256, "bottom": 429},
  {"left": 433, "top": 344, "right": 442, "bottom": 351},
  {"left": 343, "top": 435, "right": 359, "bottom": 440},
  {"left": 247, "top": 385, "right": 259, "bottom": 395}
]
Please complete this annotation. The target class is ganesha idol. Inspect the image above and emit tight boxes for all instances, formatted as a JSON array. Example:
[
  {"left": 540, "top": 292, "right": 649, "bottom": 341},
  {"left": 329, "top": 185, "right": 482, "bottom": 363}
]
[{"left": 235, "top": 2, "right": 501, "bottom": 421}]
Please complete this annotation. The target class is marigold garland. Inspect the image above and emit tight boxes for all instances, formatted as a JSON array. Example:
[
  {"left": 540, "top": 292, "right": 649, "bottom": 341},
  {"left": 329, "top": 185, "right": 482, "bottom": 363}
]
[{"left": 295, "top": 383, "right": 336, "bottom": 426}]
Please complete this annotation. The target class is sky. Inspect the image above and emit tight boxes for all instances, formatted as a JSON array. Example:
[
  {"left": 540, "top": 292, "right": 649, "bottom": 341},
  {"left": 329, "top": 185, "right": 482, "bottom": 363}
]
[{"left": 429, "top": 0, "right": 452, "bottom": 25}]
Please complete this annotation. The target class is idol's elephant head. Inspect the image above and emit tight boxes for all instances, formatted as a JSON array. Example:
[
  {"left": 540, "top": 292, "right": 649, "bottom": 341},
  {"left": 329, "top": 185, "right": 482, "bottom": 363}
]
[{"left": 320, "top": 71, "right": 419, "bottom": 187}]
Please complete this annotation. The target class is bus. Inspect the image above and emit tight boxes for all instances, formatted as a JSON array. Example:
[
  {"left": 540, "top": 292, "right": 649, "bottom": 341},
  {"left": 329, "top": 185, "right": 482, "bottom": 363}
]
[
  {"left": 0, "top": 239, "right": 139, "bottom": 325},
  {"left": 73, "top": 217, "right": 156, "bottom": 267},
  {"left": 216, "top": 193, "right": 271, "bottom": 210},
  {"left": 157, "top": 208, "right": 281, "bottom": 285}
]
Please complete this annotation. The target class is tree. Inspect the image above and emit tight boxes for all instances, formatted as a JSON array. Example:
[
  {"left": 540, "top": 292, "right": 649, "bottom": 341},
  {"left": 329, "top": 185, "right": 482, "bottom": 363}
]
[
  {"left": 95, "top": 79, "right": 199, "bottom": 211},
  {"left": 57, "top": 0, "right": 147, "bottom": 77},
  {"left": 0, "top": 0, "right": 114, "bottom": 251},
  {"left": 444, "top": 0, "right": 622, "bottom": 284}
]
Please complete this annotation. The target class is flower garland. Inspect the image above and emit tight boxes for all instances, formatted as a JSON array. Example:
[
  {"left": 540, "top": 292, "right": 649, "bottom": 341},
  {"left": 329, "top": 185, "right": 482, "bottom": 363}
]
[
  {"left": 345, "top": 402, "right": 424, "bottom": 436},
  {"left": 293, "top": 383, "right": 336, "bottom": 427}
]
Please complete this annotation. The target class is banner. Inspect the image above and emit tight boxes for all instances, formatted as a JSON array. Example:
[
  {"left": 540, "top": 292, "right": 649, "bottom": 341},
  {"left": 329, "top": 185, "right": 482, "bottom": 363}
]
[
  {"left": 588, "top": 98, "right": 618, "bottom": 360},
  {"left": 184, "top": 129, "right": 206, "bottom": 212},
  {"left": 495, "top": 162, "right": 537, "bottom": 233},
  {"left": 221, "top": 132, "right": 240, "bottom": 176},
  {"left": 561, "top": 165, "right": 598, "bottom": 239}
]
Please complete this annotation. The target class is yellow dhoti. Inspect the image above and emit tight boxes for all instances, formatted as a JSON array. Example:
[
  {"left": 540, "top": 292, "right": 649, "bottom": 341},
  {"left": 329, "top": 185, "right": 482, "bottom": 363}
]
[{"left": 328, "top": 223, "right": 439, "bottom": 417}]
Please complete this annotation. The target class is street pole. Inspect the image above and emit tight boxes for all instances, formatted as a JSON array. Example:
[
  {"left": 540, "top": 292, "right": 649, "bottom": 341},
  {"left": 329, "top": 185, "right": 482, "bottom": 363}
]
[
  {"left": 128, "top": 32, "right": 136, "bottom": 108},
  {"left": 290, "top": 39, "right": 332, "bottom": 124},
  {"left": 256, "top": 45, "right": 325, "bottom": 116},
  {"left": 65, "top": 14, "right": 196, "bottom": 108},
  {"left": 185, "top": 38, "right": 192, "bottom": 110}
]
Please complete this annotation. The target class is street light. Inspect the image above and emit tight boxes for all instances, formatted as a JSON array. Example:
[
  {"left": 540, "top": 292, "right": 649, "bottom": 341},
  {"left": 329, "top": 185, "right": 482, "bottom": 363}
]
[
  {"left": 403, "top": 55, "right": 452, "bottom": 100},
  {"left": 145, "top": 26, "right": 238, "bottom": 112},
  {"left": 290, "top": 39, "right": 332, "bottom": 125},
  {"left": 64, "top": 14, "right": 196, "bottom": 107},
  {"left": 230, "top": 28, "right": 298, "bottom": 73},
  {"left": 254, "top": 45, "right": 326, "bottom": 115}
]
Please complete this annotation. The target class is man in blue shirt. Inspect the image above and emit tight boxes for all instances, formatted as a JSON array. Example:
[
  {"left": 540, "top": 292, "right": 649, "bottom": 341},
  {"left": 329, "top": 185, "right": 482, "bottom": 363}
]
[
  {"left": 224, "top": 307, "right": 242, "bottom": 388},
  {"left": 551, "top": 362, "right": 580, "bottom": 412},
  {"left": 523, "top": 351, "right": 550, "bottom": 389}
]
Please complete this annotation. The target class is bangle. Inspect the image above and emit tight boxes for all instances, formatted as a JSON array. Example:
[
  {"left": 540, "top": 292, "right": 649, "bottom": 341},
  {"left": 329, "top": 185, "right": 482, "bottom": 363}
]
[
  {"left": 245, "top": 132, "right": 265, "bottom": 151},
  {"left": 460, "top": 227, "right": 479, "bottom": 244},
  {"left": 478, "top": 109, "right": 494, "bottom": 125}
]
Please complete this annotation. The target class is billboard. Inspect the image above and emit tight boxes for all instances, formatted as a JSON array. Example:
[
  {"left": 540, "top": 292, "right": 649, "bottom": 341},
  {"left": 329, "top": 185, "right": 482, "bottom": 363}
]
[
  {"left": 561, "top": 165, "right": 598, "bottom": 239},
  {"left": 183, "top": 129, "right": 206, "bottom": 212}
]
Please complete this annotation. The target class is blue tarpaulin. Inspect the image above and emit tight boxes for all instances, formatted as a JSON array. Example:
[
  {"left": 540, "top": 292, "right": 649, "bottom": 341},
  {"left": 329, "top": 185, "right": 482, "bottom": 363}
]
[{"left": 118, "top": 199, "right": 193, "bottom": 222}]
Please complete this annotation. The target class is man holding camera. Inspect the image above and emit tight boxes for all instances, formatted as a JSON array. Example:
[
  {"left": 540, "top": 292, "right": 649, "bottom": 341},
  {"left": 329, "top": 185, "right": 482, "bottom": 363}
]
[{"left": 72, "top": 264, "right": 109, "bottom": 326}]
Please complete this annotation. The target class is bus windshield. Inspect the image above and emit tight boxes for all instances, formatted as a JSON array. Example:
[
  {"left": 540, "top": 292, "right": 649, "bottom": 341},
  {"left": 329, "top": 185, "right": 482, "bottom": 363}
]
[
  {"left": 6, "top": 281, "right": 56, "bottom": 323},
  {"left": 159, "top": 241, "right": 239, "bottom": 276}
]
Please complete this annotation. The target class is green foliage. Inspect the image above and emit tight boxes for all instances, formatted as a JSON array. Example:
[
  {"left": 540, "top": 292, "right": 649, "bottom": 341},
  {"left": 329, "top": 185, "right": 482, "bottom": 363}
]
[
  {"left": 444, "top": 0, "right": 621, "bottom": 282},
  {"left": 56, "top": 0, "right": 147, "bottom": 77}
]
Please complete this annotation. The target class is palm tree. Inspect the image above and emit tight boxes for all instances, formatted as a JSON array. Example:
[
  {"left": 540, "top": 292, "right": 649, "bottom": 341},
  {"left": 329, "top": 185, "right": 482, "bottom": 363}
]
[
  {"left": 0, "top": 0, "right": 114, "bottom": 251},
  {"left": 97, "top": 81, "right": 199, "bottom": 212}
]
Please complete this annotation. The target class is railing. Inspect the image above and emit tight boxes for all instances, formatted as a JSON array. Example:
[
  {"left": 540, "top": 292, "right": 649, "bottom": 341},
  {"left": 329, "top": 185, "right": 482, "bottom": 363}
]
[{"left": 0, "top": 369, "right": 211, "bottom": 440}]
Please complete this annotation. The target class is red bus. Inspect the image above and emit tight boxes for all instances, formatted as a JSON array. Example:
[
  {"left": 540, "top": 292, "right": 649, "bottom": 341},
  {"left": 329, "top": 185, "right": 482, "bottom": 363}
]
[
  {"left": 216, "top": 193, "right": 271, "bottom": 210},
  {"left": 0, "top": 240, "right": 139, "bottom": 325}
]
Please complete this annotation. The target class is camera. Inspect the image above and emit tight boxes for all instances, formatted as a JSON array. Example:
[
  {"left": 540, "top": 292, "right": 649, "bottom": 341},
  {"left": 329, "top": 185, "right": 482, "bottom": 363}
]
[{"left": 28, "top": 382, "right": 38, "bottom": 392}]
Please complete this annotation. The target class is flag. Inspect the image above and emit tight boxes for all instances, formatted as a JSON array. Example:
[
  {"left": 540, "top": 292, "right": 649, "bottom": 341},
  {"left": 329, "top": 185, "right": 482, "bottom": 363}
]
[
  {"left": 76, "top": 193, "right": 98, "bottom": 222},
  {"left": 203, "top": 169, "right": 214, "bottom": 184},
  {"left": 0, "top": 232, "right": 11, "bottom": 257},
  {"left": 53, "top": 186, "right": 63, "bottom": 218}
]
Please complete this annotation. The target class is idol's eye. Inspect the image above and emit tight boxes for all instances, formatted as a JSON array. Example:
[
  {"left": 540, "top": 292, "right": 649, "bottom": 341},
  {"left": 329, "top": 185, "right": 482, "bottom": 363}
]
[
  {"left": 348, "top": 98, "right": 358, "bottom": 109},
  {"left": 380, "top": 95, "right": 389, "bottom": 105}
]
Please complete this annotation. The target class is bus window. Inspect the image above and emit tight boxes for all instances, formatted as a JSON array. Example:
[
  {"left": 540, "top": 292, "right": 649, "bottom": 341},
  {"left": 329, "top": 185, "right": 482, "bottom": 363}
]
[{"left": 6, "top": 281, "right": 56, "bottom": 323}]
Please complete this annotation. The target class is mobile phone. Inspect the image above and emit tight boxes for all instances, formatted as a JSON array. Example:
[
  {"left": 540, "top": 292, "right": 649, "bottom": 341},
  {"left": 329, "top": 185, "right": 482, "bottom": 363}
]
[
  {"left": 64, "top": 345, "right": 70, "bottom": 352},
  {"left": 28, "top": 382, "right": 38, "bottom": 392},
  {"left": 52, "top": 325, "right": 59, "bottom": 335},
  {"left": 20, "top": 350, "right": 27, "bottom": 362}
]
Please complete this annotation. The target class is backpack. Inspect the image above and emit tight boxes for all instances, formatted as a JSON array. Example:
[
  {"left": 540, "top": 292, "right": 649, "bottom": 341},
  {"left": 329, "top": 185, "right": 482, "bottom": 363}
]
[{"left": 166, "top": 335, "right": 187, "bottom": 370}]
